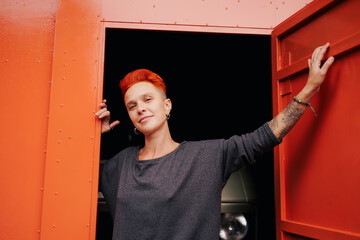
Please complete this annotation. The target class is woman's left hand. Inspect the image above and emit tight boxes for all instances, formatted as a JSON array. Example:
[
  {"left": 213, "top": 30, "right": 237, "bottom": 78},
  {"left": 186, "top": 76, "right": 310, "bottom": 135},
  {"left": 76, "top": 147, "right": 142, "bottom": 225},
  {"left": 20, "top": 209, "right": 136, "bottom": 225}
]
[{"left": 305, "top": 42, "right": 335, "bottom": 95}]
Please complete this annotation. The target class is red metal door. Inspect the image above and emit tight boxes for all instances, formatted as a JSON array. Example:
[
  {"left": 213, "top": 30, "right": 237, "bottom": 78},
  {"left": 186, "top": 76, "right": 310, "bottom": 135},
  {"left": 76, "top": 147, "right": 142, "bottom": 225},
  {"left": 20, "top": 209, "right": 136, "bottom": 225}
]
[
  {"left": 271, "top": 0, "right": 360, "bottom": 239},
  {"left": 40, "top": 1, "right": 103, "bottom": 239}
]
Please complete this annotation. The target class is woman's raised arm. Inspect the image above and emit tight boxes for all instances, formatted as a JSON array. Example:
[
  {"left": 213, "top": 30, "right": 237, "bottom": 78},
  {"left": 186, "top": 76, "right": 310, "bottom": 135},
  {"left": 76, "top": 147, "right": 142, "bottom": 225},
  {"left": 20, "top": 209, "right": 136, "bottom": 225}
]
[{"left": 268, "top": 43, "right": 335, "bottom": 140}]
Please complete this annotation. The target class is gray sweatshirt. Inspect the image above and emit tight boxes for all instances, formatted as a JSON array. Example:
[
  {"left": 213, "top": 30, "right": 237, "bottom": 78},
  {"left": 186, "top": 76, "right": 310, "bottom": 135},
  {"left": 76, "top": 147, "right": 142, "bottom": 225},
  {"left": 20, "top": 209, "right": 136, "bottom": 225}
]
[{"left": 100, "top": 123, "right": 280, "bottom": 240}]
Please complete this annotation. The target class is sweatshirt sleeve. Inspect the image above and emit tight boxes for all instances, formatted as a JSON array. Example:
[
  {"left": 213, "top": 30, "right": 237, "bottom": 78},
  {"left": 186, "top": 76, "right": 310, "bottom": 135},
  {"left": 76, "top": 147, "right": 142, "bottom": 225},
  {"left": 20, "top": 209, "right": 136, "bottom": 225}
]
[
  {"left": 99, "top": 153, "right": 122, "bottom": 220},
  {"left": 222, "top": 122, "right": 281, "bottom": 183}
]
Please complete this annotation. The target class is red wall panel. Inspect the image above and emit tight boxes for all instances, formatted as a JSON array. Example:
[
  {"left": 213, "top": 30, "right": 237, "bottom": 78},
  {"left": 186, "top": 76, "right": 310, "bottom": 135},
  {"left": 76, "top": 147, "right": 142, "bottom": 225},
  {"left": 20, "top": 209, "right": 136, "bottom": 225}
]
[
  {"left": 39, "top": 1, "right": 102, "bottom": 239},
  {"left": 284, "top": 51, "right": 360, "bottom": 232},
  {"left": 272, "top": 0, "right": 360, "bottom": 239},
  {"left": 102, "top": 0, "right": 314, "bottom": 35},
  {"left": 0, "top": 1, "right": 56, "bottom": 239}
]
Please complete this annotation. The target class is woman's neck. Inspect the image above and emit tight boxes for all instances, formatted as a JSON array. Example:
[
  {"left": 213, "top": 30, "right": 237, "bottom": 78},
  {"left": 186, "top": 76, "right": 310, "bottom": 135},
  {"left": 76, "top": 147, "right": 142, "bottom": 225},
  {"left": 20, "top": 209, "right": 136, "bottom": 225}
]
[{"left": 139, "top": 126, "right": 179, "bottom": 160}]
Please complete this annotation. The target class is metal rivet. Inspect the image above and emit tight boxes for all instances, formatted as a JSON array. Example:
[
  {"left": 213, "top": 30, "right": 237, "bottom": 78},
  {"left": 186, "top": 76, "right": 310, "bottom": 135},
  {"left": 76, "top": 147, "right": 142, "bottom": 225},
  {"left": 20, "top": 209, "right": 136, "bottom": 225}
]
[
  {"left": 64, "top": 51, "right": 67, "bottom": 54},
  {"left": 61, "top": 76, "right": 65, "bottom": 80},
  {"left": 36, "top": 60, "right": 40, "bottom": 63},
  {"left": 68, "top": 136, "right": 72, "bottom": 139},
  {"left": 56, "top": 159, "right": 60, "bottom": 163},
  {"left": 88, "top": 179, "right": 92, "bottom": 183},
  {"left": 46, "top": 114, "right": 50, "bottom": 118},
  {"left": 90, "top": 136, "right": 94, "bottom": 140},
  {"left": 60, "top": 104, "right": 64, "bottom": 107},
  {"left": 86, "top": 224, "right": 90, "bottom": 227},
  {"left": 54, "top": 192, "right": 58, "bottom": 195},
  {"left": 40, "top": 188, "right": 44, "bottom": 191},
  {"left": 63, "top": 63, "right": 66, "bottom": 67},
  {"left": 44, "top": 150, "right": 47, "bottom": 153},
  {"left": 59, "top": 129, "right": 62, "bottom": 132},
  {"left": 57, "top": 140, "right": 61, "bottom": 143},
  {"left": 52, "top": 225, "right": 56, "bottom": 228}
]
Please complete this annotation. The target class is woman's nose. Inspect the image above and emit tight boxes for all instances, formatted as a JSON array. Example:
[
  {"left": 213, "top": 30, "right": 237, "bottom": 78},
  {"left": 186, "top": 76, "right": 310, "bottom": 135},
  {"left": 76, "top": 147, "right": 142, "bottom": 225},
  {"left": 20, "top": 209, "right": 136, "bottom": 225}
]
[{"left": 137, "top": 103, "right": 146, "bottom": 114}]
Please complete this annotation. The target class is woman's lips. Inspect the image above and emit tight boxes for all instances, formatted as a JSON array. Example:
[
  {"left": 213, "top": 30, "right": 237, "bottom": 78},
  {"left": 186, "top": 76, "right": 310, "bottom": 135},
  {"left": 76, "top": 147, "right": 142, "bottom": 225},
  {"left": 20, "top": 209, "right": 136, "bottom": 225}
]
[{"left": 139, "top": 116, "right": 152, "bottom": 123}]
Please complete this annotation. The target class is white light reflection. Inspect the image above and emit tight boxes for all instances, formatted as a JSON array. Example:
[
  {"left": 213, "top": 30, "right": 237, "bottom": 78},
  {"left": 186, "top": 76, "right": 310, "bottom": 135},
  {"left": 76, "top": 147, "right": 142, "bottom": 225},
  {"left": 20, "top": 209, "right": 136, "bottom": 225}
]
[{"left": 219, "top": 213, "right": 248, "bottom": 240}]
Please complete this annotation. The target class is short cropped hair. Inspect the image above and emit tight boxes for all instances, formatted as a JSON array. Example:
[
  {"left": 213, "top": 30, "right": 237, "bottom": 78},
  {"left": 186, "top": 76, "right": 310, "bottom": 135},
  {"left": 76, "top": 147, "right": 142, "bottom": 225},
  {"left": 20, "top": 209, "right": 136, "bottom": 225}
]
[{"left": 119, "top": 69, "right": 167, "bottom": 97}]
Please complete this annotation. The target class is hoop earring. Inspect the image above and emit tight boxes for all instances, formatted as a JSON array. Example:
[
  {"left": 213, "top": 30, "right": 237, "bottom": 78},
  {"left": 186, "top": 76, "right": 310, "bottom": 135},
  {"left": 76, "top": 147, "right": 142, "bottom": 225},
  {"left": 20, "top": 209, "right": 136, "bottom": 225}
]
[
  {"left": 166, "top": 113, "right": 171, "bottom": 120},
  {"left": 134, "top": 127, "right": 140, "bottom": 135}
]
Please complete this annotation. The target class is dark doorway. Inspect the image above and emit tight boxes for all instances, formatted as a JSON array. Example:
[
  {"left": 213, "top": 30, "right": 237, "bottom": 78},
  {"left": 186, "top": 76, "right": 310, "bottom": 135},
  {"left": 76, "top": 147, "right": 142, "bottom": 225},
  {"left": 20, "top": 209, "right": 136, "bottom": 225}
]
[{"left": 97, "top": 28, "right": 275, "bottom": 240}]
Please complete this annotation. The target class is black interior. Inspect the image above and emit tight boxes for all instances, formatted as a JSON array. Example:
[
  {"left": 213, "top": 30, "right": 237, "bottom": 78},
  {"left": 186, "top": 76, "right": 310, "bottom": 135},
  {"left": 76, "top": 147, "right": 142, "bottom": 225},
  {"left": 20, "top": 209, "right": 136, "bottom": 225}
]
[{"left": 98, "top": 28, "right": 275, "bottom": 240}]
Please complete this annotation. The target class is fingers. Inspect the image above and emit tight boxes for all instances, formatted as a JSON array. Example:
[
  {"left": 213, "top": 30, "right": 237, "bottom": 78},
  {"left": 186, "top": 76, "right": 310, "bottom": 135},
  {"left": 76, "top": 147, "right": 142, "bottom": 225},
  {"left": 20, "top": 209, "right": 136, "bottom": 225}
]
[
  {"left": 309, "top": 42, "right": 332, "bottom": 69},
  {"left": 109, "top": 120, "right": 120, "bottom": 129},
  {"left": 99, "top": 99, "right": 107, "bottom": 109},
  {"left": 315, "top": 42, "right": 330, "bottom": 63},
  {"left": 321, "top": 56, "right": 335, "bottom": 73},
  {"left": 96, "top": 99, "right": 109, "bottom": 118},
  {"left": 97, "top": 99, "right": 120, "bottom": 133},
  {"left": 311, "top": 42, "right": 329, "bottom": 60},
  {"left": 96, "top": 108, "right": 110, "bottom": 119}
]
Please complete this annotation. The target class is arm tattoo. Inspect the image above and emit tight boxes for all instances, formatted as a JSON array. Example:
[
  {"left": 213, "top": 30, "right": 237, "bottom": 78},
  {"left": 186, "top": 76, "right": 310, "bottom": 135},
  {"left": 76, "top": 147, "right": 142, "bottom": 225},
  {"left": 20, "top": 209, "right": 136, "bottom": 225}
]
[{"left": 268, "top": 100, "right": 305, "bottom": 140}]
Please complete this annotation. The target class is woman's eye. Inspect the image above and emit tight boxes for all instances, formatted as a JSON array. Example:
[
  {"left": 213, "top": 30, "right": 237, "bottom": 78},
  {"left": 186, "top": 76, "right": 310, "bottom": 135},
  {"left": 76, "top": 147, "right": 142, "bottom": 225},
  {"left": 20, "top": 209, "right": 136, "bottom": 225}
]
[
  {"left": 129, "top": 105, "right": 136, "bottom": 110},
  {"left": 145, "top": 97, "right": 151, "bottom": 102}
]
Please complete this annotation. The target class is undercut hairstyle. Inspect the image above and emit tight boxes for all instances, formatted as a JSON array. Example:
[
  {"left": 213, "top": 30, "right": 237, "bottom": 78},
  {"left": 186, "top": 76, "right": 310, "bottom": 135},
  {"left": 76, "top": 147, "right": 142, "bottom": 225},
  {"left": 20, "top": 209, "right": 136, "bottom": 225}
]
[{"left": 119, "top": 69, "right": 167, "bottom": 98}]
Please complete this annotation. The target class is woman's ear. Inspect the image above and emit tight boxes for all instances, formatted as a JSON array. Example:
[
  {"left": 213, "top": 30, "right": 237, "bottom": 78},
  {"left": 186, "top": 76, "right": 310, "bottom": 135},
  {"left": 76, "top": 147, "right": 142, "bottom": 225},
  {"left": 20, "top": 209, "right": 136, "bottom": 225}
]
[{"left": 164, "top": 98, "right": 172, "bottom": 115}]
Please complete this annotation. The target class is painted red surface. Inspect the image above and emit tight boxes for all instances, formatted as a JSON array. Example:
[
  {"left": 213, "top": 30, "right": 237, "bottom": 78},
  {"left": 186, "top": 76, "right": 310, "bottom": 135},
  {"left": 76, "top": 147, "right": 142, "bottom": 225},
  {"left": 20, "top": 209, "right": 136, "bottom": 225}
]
[
  {"left": 272, "top": 0, "right": 360, "bottom": 239},
  {"left": 0, "top": 1, "right": 56, "bottom": 239},
  {"left": 3, "top": 0, "right": 359, "bottom": 239}
]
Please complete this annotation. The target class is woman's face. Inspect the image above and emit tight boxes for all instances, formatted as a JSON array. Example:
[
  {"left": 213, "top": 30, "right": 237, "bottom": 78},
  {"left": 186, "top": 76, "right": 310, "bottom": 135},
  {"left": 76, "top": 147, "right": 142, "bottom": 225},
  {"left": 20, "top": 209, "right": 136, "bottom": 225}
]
[{"left": 124, "top": 81, "right": 171, "bottom": 136}]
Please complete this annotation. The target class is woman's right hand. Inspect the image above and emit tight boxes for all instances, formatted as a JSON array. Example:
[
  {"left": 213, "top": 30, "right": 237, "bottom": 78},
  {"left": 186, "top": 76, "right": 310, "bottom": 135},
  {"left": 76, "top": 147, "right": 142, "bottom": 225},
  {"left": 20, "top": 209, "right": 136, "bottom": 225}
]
[{"left": 96, "top": 99, "right": 120, "bottom": 134}]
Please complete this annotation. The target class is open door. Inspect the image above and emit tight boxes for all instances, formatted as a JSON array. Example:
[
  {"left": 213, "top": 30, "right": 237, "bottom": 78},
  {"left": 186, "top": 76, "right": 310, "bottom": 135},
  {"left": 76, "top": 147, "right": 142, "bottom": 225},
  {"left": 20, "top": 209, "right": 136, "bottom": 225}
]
[{"left": 271, "top": 0, "right": 360, "bottom": 239}]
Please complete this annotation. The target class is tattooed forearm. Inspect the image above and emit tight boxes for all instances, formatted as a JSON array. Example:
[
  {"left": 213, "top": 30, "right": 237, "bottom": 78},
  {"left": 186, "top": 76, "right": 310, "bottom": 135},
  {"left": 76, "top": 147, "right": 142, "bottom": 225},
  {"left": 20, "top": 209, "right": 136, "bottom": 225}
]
[{"left": 268, "top": 100, "right": 306, "bottom": 140}]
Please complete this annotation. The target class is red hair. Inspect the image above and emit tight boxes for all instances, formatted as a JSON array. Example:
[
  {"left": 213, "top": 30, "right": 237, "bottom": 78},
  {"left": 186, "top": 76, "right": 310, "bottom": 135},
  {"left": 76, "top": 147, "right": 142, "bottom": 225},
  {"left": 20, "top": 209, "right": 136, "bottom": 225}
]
[{"left": 119, "top": 69, "right": 167, "bottom": 96}]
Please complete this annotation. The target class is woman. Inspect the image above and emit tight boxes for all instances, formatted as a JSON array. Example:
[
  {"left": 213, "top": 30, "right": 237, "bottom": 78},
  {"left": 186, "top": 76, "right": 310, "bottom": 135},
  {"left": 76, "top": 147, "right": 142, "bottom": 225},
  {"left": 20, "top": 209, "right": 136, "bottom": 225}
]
[{"left": 96, "top": 43, "right": 334, "bottom": 239}]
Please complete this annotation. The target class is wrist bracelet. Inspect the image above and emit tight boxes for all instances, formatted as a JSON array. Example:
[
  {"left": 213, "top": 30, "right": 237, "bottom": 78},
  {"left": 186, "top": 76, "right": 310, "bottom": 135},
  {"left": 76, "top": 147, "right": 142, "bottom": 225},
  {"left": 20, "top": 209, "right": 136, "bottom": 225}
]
[{"left": 293, "top": 96, "right": 317, "bottom": 117}]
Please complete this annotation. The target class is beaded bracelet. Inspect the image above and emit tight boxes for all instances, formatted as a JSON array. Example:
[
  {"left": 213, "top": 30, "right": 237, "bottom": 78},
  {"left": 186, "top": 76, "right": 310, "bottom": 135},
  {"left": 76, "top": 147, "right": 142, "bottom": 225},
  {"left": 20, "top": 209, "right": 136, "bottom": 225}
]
[{"left": 293, "top": 96, "right": 317, "bottom": 117}]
